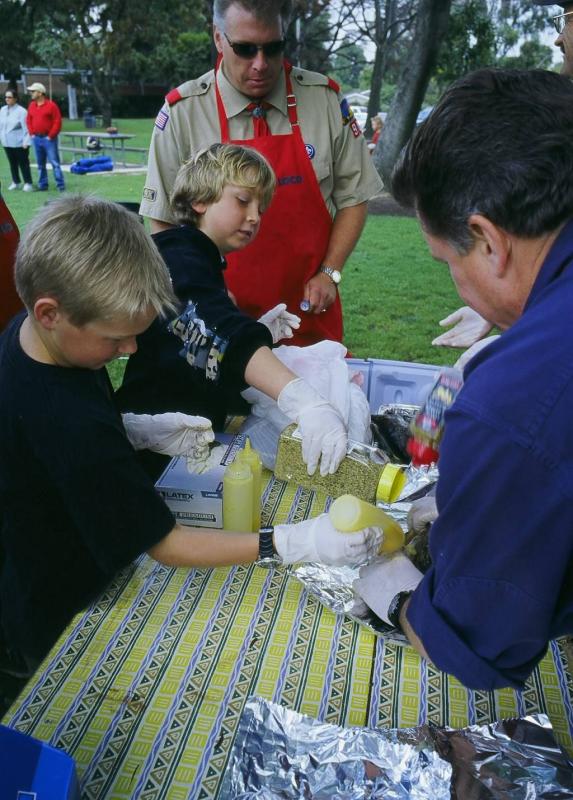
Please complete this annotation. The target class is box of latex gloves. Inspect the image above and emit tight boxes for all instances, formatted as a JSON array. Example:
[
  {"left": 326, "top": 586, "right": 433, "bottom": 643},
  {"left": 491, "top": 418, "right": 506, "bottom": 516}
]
[{"left": 156, "top": 433, "right": 246, "bottom": 528}]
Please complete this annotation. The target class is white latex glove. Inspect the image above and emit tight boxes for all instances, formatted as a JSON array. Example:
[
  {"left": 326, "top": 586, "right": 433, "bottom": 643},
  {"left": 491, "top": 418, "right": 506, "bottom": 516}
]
[
  {"left": 454, "top": 334, "right": 500, "bottom": 371},
  {"left": 432, "top": 306, "right": 493, "bottom": 348},
  {"left": 353, "top": 553, "right": 423, "bottom": 625},
  {"left": 258, "top": 303, "right": 301, "bottom": 343},
  {"left": 349, "top": 595, "right": 371, "bottom": 618},
  {"left": 407, "top": 496, "right": 438, "bottom": 535},
  {"left": 274, "top": 513, "right": 382, "bottom": 566},
  {"left": 122, "top": 412, "right": 214, "bottom": 462},
  {"left": 277, "top": 378, "right": 348, "bottom": 477},
  {"left": 186, "top": 443, "right": 226, "bottom": 475}
]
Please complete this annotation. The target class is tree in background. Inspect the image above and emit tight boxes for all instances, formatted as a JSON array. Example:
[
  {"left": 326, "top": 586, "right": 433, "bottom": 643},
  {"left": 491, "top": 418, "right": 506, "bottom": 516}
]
[
  {"left": 135, "top": 31, "right": 212, "bottom": 93},
  {"left": 0, "top": 0, "right": 555, "bottom": 156},
  {"left": 435, "top": 0, "right": 551, "bottom": 89},
  {"left": 8, "top": 0, "right": 209, "bottom": 125},
  {"left": 351, "top": 0, "right": 417, "bottom": 137},
  {"left": 500, "top": 38, "right": 553, "bottom": 70},
  {"left": 0, "top": 0, "right": 44, "bottom": 86},
  {"left": 433, "top": 0, "right": 495, "bottom": 88},
  {"left": 287, "top": 1, "right": 334, "bottom": 72},
  {"left": 371, "top": 0, "right": 553, "bottom": 186},
  {"left": 31, "top": 20, "right": 65, "bottom": 100},
  {"left": 331, "top": 37, "right": 367, "bottom": 90},
  {"left": 374, "top": 0, "right": 452, "bottom": 186}
]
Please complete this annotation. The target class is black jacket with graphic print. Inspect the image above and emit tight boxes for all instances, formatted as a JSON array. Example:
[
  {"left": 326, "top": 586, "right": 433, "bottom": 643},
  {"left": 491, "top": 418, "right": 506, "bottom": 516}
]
[{"left": 115, "top": 225, "right": 272, "bottom": 429}]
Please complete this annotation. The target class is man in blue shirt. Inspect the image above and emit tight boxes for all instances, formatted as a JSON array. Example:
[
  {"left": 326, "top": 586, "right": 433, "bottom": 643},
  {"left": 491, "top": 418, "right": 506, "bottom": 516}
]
[{"left": 355, "top": 68, "right": 573, "bottom": 690}]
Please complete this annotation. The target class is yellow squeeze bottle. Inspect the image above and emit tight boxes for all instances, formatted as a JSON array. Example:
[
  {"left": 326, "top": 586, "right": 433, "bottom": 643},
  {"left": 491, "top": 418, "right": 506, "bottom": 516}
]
[
  {"left": 235, "top": 438, "right": 262, "bottom": 532},
  {"left": 329, "top": 494, "right": 405, "bottom": 554},
  {"left": 223, "top": 459, "right": 253, "bottom": 533}
]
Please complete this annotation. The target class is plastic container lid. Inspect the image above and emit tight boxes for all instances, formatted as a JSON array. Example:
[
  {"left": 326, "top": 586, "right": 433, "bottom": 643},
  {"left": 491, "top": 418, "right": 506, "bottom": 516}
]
[{"left": 376, "top": 463, "right": 407, "bottom": 503}]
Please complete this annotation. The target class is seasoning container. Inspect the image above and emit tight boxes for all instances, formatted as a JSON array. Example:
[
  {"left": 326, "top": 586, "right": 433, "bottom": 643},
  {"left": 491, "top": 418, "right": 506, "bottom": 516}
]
[
  {"left": 235, "top": 437, "right": 262, "bottom": 531},
  {"left": 407, "top": 367, "right": 463, "bottom": 466},
  {"left": 222, "top": 458, "right": 253, "bottom": 533},
  {"left": 274, "top": 424, "right": 406, "bottom": 503},
  {"left": 329, "top": 494, "right": 405, "bottom": 554}
]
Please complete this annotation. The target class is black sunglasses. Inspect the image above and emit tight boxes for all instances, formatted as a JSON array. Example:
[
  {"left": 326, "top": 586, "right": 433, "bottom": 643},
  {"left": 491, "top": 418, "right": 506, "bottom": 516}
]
[{"left": 224, "top": 32, "right": 286, "bottom": 59}]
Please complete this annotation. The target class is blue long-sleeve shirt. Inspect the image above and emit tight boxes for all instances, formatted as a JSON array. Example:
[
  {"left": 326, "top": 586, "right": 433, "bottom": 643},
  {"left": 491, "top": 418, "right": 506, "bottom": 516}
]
[{"left": 408, "top": 219, "right": 573, "bottom": 690}]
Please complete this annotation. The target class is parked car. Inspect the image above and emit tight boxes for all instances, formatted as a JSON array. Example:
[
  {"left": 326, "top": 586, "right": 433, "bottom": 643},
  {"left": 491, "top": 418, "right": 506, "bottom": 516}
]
[
  {"left": 350, "top": 105, "right": 368, "bottom": 129},
  {"left": 416, "top": 106, "right": 434, "bottom": 125}
]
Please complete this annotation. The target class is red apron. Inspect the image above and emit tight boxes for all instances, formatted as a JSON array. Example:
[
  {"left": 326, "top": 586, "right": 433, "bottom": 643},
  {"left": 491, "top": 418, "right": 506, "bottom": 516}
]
[
  {"left": 0, "top": 195, "right": 23, "bottom": 333},
  {"left": 215, "top": 59, "right": 343, "bottom": 346}
]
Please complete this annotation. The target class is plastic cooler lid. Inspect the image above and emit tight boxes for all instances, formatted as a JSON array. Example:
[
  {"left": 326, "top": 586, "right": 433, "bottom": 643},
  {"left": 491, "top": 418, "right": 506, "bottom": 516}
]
[{"left": 367, "top": 358, "right": 440, "bottom": 411}]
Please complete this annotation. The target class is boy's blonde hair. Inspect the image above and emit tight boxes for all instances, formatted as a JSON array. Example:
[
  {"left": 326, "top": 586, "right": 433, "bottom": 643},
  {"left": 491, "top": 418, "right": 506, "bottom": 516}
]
[
  {"left": 15, "top": 195, "right": 177, "bottom": 325},
  {"left": 170, "top": 143, "right": 276, "bottom": 226}
]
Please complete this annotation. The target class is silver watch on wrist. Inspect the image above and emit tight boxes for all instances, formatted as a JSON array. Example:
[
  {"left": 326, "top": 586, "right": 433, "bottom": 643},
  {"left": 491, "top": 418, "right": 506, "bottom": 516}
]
[
  {"left": 256, "top": 526, "right": 282, "bottom": 569},
  {"left": 318, "top": 265, "right": 342, "bottom": 285}
]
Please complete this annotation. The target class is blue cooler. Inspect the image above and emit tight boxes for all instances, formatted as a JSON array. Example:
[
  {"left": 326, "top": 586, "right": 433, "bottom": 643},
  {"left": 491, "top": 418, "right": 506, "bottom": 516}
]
[
  {"left": 0, "top": 724, "right": 80, "bottom": 799},
  {"left": 347, "top": 357, "right": 439, "bottom": 411}
]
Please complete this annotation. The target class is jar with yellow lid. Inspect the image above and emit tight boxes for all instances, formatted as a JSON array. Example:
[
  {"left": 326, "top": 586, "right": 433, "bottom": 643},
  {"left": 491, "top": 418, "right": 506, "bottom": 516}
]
[{"left": 274, "top": 424, "right": 405, "bottom": 503}]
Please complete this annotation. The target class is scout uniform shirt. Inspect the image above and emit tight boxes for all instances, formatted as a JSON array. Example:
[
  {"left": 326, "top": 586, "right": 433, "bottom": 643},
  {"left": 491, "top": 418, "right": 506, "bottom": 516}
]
[{"left": 141, "top": 64, "right": 383, "bottom": 225}]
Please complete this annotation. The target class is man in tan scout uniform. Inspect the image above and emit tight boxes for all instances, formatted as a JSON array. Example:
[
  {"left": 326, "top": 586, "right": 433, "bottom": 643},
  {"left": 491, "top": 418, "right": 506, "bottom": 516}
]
[{"left": 140, "top": 0, "right": 383, "bottom": 346}]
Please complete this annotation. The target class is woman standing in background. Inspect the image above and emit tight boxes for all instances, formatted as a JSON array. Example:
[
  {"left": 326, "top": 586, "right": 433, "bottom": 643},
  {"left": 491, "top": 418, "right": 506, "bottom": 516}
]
[{"left": 0, "top": 90, "right": 33, "bottom": 192}]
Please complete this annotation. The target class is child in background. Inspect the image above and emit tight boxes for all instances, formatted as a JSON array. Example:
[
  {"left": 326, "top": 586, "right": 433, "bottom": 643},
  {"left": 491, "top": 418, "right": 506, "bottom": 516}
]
[
  {"left": 368, "top": 115, "right": 384, "bottom": 153},
  {"left": 0, "top": 196, "right": 379, "bottom": 710},
  {"left": 117, "top": 143, "right": 350, "bottom": 479}
]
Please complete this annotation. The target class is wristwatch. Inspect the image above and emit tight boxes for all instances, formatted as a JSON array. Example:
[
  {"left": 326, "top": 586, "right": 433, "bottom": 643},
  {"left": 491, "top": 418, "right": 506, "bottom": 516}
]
[
  {"left": 318, "top": 265, "right": 342, "bottom": 285},
  {"left": 387, "top": 591, "right": 413, "bottom": 632},
  {"left": 256, "top": 526, "right": 282, "bottom": 568}
]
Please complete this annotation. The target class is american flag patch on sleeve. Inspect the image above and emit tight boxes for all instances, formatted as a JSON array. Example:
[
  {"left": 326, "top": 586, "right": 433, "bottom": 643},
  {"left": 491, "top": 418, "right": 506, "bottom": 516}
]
[{"left": 155, "top": 109, "right": 169, "bottom": 130}]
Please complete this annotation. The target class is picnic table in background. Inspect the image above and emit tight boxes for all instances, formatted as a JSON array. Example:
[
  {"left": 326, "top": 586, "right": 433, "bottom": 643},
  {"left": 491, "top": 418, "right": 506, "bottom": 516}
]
[
  {"left": 59, "top": 131, "right": 146, "bottom": 167},
  {"left": 3, "top": 467, "right": 573, "bottom": 799}
]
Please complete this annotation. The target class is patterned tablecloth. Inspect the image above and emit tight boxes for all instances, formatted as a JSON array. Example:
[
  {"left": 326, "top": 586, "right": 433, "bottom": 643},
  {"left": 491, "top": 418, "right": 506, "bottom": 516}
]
[{"left": 3, "top": 472, "right": 573, "bottom": 799}]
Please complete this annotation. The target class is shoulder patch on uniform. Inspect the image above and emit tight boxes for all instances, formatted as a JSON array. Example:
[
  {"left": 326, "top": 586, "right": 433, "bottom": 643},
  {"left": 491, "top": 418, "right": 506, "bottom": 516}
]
[
  {"left": 340, "top": 98, "right": 354, "bottom": 125},
  {"left": 166, "top": 73, "right": 213, "bottom": 104},
  {"left": 327, "top": 77, "right": 340, "bottom": 93},
  {"left": 155, "top": 109, "right": 169, "bottom": 130},
  {"left": 165, "top": 88, "right": 183, "bottom": 107},
  {"left": 339, "top": 97, "right": 363, "bottom": 137},
  {"left": 350, "top": 118, "right": 362, "bottom": 138}
]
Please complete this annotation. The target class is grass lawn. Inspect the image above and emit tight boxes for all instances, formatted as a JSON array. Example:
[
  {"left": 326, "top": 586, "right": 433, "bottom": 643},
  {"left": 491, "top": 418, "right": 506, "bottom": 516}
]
[{"left": 1, "top": 117, "right": 462, "bottom": 372}]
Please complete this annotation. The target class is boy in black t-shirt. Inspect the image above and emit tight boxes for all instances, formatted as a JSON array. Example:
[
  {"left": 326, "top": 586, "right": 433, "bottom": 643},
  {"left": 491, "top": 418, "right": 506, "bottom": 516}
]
[
  {"left": 0, "top": 196, "right": 379, "bottom": 710},
  {"left": 117, "top": 143, "right": 352, "bottom": 479}
]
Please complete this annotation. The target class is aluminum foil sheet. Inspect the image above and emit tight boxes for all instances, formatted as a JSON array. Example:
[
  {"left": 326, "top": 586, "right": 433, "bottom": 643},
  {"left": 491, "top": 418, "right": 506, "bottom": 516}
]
[
  {"left": 292, "top": 560, "right": 407, "bottom": 641},
  {"left": 292, "top": 461, "right": 438, "bottom": 644},
  {"left": 221, "top": 696, "right": 452, "bottom": 799},
  {"left": 433, "top": 714, "right": 573, "bottom": 798},
  {"left": 222, "top": 699, "right": 573, "bottom": 799}
]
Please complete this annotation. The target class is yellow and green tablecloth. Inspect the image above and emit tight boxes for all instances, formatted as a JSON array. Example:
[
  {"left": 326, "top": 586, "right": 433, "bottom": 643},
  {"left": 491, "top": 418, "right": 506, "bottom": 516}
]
[{"left": 4, "top": 474, "right": 573, "bottom": 799}]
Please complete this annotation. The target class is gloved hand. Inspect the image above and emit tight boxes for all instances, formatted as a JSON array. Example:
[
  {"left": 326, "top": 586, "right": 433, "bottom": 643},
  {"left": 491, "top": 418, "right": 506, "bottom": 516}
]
[
  {"left": 274, "top": 513, "right": 381, "bottom": 566},
  {"left": 186, "top": 443, "right": 226, "bottom": 475},
  {"left": 258, "top": 303, "right": 301, "bottom": 343},
  {"left": 353, "top": 553, "right": 423, "bottom": 625},
  {"left": 122, "top": 412, "right": 215, "bottom": 462},
  {"left": 407, "top": 496, "right": 438, "bottom": 535},
  {"left": 277, "top": 378, "right": 348, "bottom": 476},
  {"left": 454, "top": 335, "right": 500, "bottom": 371},
  {"left": 348, "top": 595, "right": 371, "bottom": 618},
  {"left": 432, "top": 306, "right": 493, "bottom": 348}
]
